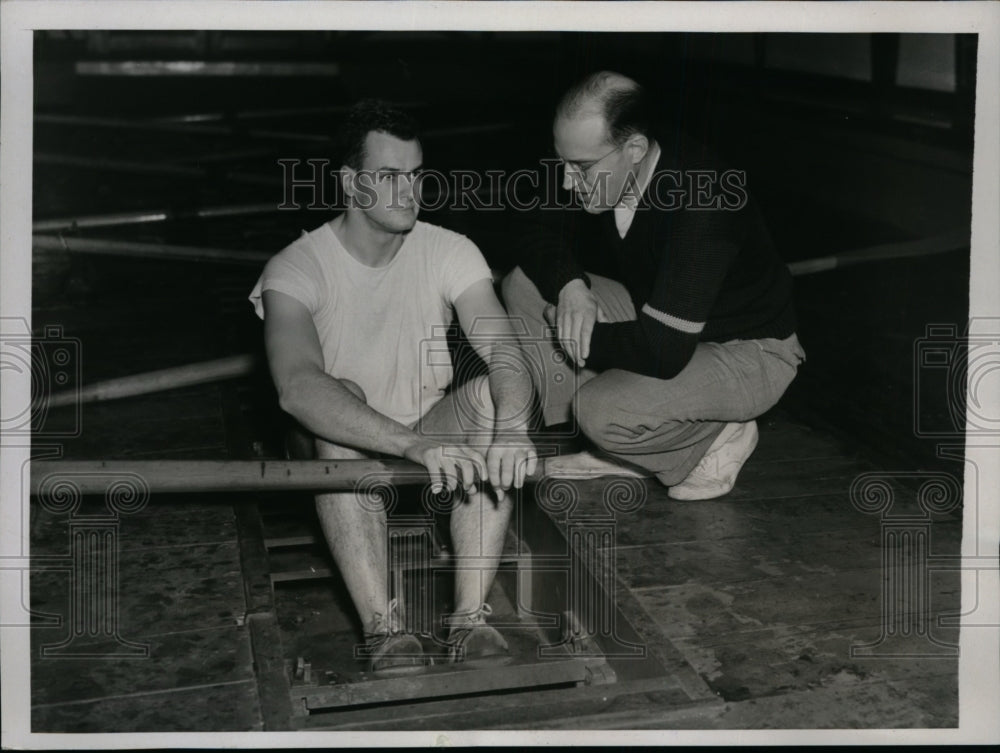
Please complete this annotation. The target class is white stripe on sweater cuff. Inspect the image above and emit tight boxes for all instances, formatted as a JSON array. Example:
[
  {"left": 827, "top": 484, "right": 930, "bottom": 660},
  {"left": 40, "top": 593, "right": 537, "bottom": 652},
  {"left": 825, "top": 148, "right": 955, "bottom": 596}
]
[{"left": 641, "top": 303, "right": 705, "bottom": 334}]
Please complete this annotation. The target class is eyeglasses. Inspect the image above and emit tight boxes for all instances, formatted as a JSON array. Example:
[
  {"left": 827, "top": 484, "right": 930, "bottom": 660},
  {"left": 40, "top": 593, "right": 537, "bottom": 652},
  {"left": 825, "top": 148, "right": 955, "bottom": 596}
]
[{"left": 560, "top": 145, "right": 623, "bottom": 182}]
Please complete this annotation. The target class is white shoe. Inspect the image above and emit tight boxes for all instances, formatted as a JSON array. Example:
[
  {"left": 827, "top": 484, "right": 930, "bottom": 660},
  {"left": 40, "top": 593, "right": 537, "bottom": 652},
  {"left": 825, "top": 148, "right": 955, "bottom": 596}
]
[
  {"left": 667, "top": 421, "right": 759, "bottom": 501},
  {"left": 543, "top": 451, "right": 650, "bottom": 480}
]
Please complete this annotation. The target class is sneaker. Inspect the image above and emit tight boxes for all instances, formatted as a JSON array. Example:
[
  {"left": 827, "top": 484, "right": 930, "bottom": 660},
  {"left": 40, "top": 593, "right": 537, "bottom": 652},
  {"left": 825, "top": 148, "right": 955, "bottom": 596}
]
[
  {"left": 543, "top": 450, "right": 650, "bottom": 480},
  {"left": 667, "top": 421, "right": 759, "bottom": 501},
  {"left": 364, "top": 598, "right": 425, "bottom": 675},
  {"left": 446, "top": 603, "right": 512, "bottom": 666}
]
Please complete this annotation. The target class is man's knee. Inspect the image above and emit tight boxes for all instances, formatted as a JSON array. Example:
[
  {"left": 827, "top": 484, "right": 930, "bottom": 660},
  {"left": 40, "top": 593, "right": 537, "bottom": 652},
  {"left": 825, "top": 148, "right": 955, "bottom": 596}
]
[
  {"left": 499, "top": 266, "right": 525, "bottom": 307},
  {"left": 500, "top": 266, "right": 543, "bottom": 320},
  {"left": 315, "top": 487, "right": 384, "bottom": 518},
  {"left": 458, "top": 374, "right": 494, "bottom": 437},
  {"left": 337, "top": 378, "right": 367, "bottom": 403},
  {"left": 574, "top": 377, "right": 626, "bottom": 450},
  {"left": 470, "top": 374, "right": 494, "bottom": 414}
]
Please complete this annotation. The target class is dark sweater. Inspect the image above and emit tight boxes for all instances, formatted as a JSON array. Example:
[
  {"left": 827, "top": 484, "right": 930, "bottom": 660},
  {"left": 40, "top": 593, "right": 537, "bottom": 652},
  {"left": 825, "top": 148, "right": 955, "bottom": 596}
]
[{"left": 516, "top": 133, "right": 796, "bottom": 380}]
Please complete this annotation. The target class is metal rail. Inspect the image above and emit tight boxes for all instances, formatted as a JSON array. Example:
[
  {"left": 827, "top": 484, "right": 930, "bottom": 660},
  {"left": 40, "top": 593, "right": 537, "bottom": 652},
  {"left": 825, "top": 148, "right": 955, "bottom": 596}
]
[
  {"left": 33, "top": 235, "right": 271, "bottom": 266},
  {"left": 44, "top": 355, "right": 259, "bottom": 409},
  {"left": 33, "top": 203, "right": 279, "bottom": 233},
  {"left": 787, "top": 227, "right": 967, "bottom": 277}
]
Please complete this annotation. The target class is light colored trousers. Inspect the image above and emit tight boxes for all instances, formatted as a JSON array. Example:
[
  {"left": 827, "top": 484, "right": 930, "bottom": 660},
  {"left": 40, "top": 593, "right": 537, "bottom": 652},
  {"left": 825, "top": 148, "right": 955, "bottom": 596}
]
[{"left": 501, "top": 266, "right": 806, "bottom": 486}]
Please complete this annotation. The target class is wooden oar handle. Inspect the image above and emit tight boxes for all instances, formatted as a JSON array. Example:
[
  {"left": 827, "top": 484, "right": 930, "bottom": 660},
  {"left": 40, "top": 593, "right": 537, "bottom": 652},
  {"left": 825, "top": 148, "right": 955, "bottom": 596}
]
[{"left": 29, "top": 458, "right": 547, "bottom": 496}]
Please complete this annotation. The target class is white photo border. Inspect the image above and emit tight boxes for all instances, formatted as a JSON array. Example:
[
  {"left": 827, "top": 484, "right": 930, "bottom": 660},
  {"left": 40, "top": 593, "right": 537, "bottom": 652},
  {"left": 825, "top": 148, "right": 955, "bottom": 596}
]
[{"left": 2, "top": 1, "right": 998, "bottom": 748}]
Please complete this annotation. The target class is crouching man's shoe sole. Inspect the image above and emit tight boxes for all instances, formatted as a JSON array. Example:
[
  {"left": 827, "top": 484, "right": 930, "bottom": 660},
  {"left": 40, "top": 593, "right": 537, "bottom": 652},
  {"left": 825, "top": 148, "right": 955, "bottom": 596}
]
[
  {"left": 543, "top": 451, "right": 650, "bottom": 480},
  {"left": 668, "top": 420, "right": 759, "bottom": 501}
]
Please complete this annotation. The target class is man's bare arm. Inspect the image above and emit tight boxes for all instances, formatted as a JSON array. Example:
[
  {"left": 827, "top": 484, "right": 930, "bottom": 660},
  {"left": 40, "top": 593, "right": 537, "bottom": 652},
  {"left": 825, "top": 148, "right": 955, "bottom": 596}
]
[
  {"left": 262, "top": 289, "right": 484, "bottom": 492},
  {"left": 453, "top": 279, "right": 539, "bottom": 494}
]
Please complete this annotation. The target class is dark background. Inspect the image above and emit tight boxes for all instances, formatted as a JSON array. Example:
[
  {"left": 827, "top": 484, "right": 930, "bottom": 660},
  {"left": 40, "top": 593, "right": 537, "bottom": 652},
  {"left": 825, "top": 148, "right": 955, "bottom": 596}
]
[{"left": 32, "top": 30, "right": 976, "bottom": 473}]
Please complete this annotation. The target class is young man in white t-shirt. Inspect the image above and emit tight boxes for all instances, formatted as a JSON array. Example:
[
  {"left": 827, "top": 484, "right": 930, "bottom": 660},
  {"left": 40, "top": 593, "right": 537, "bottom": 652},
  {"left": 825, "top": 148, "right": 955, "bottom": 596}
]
[{"left": 249, "top": 100, "right": 537, "bottom": 674}]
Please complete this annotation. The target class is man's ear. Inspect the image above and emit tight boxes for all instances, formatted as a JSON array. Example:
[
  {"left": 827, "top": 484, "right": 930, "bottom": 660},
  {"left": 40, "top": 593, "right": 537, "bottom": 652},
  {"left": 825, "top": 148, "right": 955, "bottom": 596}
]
[
  {"left": 340, "top": 165, "right": 357, "bottom": 198},
  {"left": 625, "top": 133, "right": 649, "bottom": 165}
]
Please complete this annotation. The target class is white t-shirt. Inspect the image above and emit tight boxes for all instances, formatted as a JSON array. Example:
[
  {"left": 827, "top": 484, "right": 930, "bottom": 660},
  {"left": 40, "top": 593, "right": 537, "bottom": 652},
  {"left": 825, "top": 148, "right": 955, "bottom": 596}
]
[{"left": 249, "top": 220, "right": 492, "bottom": 427}]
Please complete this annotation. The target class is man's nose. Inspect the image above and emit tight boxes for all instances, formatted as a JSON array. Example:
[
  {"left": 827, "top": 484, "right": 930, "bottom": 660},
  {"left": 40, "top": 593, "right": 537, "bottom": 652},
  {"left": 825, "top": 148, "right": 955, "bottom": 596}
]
[
  {"left": 398, "top": 174, "right": 415, "bottom": 200},
  {"left": 562, "top": 170, "right": 577, "bottom": 191}
]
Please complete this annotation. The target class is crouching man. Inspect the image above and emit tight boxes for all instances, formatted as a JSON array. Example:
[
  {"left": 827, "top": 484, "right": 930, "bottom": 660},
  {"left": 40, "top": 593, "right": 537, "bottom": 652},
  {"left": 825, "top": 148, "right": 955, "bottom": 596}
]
[
  {"left": 503, "top": 71, "right": 805, "bottom": 499},
  {"left": 249, "top": 100, "right": 537, "bottom": 674}
]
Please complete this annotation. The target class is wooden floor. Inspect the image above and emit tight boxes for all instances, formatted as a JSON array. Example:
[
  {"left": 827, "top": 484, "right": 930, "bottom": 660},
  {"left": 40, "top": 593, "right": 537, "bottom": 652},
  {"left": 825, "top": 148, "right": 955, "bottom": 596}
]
[
  {"left": 552, "top": 415, "right": 962, "bottom": 729},
  {"left": 28, "top": 376, "right": 962, "bottom": 731},
  {"left": 25, "top": 243, "right": 964, "bottom": 731}
]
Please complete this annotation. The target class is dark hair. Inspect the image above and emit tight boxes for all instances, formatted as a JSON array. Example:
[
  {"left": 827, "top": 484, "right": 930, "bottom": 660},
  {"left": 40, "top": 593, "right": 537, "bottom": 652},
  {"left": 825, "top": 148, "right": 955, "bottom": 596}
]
[
  {"left": 338, "top": 99, "right": 420, "bottom": 170},
  {"left": 557, "top": 71, "right": 653, "bottom": 147}
]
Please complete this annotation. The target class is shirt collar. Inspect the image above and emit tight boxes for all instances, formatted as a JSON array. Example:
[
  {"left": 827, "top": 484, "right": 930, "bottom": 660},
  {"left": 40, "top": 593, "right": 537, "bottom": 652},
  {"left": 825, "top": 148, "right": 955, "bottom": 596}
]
[
  {"left": 614, "top": 141, "right": 661, "bottom": 237},
  {"left": 623, "top": 140, "right": 660, "bottom": 208}
]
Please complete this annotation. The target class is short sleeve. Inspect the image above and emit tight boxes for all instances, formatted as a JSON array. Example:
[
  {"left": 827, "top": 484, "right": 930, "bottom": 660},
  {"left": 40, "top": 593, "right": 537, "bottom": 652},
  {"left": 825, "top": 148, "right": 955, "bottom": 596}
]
[
  {"left": 248, "top": 240, "right": 323, "bottom": 320},
  {"left": 438, "top": 232, "right": 493, "bottom": 305}
]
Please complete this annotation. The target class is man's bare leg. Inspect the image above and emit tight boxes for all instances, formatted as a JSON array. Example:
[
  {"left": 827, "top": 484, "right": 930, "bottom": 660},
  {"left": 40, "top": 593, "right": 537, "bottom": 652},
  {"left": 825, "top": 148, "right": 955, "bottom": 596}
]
[
  {"left": 311, "top": 379, "right": 423, "bottom": 673},
  {"left": 312, "top": 379, "right": 389, "bottom": 635},
  {"left": 451, "top": 485, "right": 511, "bottom": 616},
  {"left": 417, "top": 375, "right": 512, "bottom": 615},
  {"left": 314, "top": 441, "right": 390, "bottom": 633}
]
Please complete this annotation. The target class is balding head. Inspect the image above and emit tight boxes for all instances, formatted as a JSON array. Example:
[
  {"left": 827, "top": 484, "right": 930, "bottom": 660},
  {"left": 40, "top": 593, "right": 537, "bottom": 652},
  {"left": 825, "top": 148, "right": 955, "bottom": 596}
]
[
  {"left": 553, "top": 71, "right": 656, "bottom": 214},
  {"left": 555, "top": 71, "right": 650, "bottom": 147}
]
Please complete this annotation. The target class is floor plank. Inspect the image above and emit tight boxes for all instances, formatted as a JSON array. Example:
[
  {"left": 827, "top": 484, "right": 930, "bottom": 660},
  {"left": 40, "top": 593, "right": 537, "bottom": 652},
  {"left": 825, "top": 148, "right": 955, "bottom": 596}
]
[
  {"left": 32, "top": 541, "right": 246, "bottom": 639},
  {"left": 31, "top": 679, "right": 262, "bottom": 732},
  {"left": 752, "top": 415, "right": 856, "bottom": 463},
  {"left": 534, "top": 676, "right": 956, "bottom": 729},
  {"left": 672, "top": 622, "right": 959, "bottom": 702},
  {"left": 31, "top": 501, "right": 238, "bottom": 556},
  {"left": 631, "top": 565, "right": 960, "bottom": 641},
  {"left": 31, "top": 624, "right": 254, "bottom": 706},
  {"left": 557, "top": 484, "right": 956, "bottom": 549},
  {"left": 661, "top": 677, "right": 956, "bottom": 729},
  {"left": 614, "top": 522, "right": 962, "bottom": 589}
]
